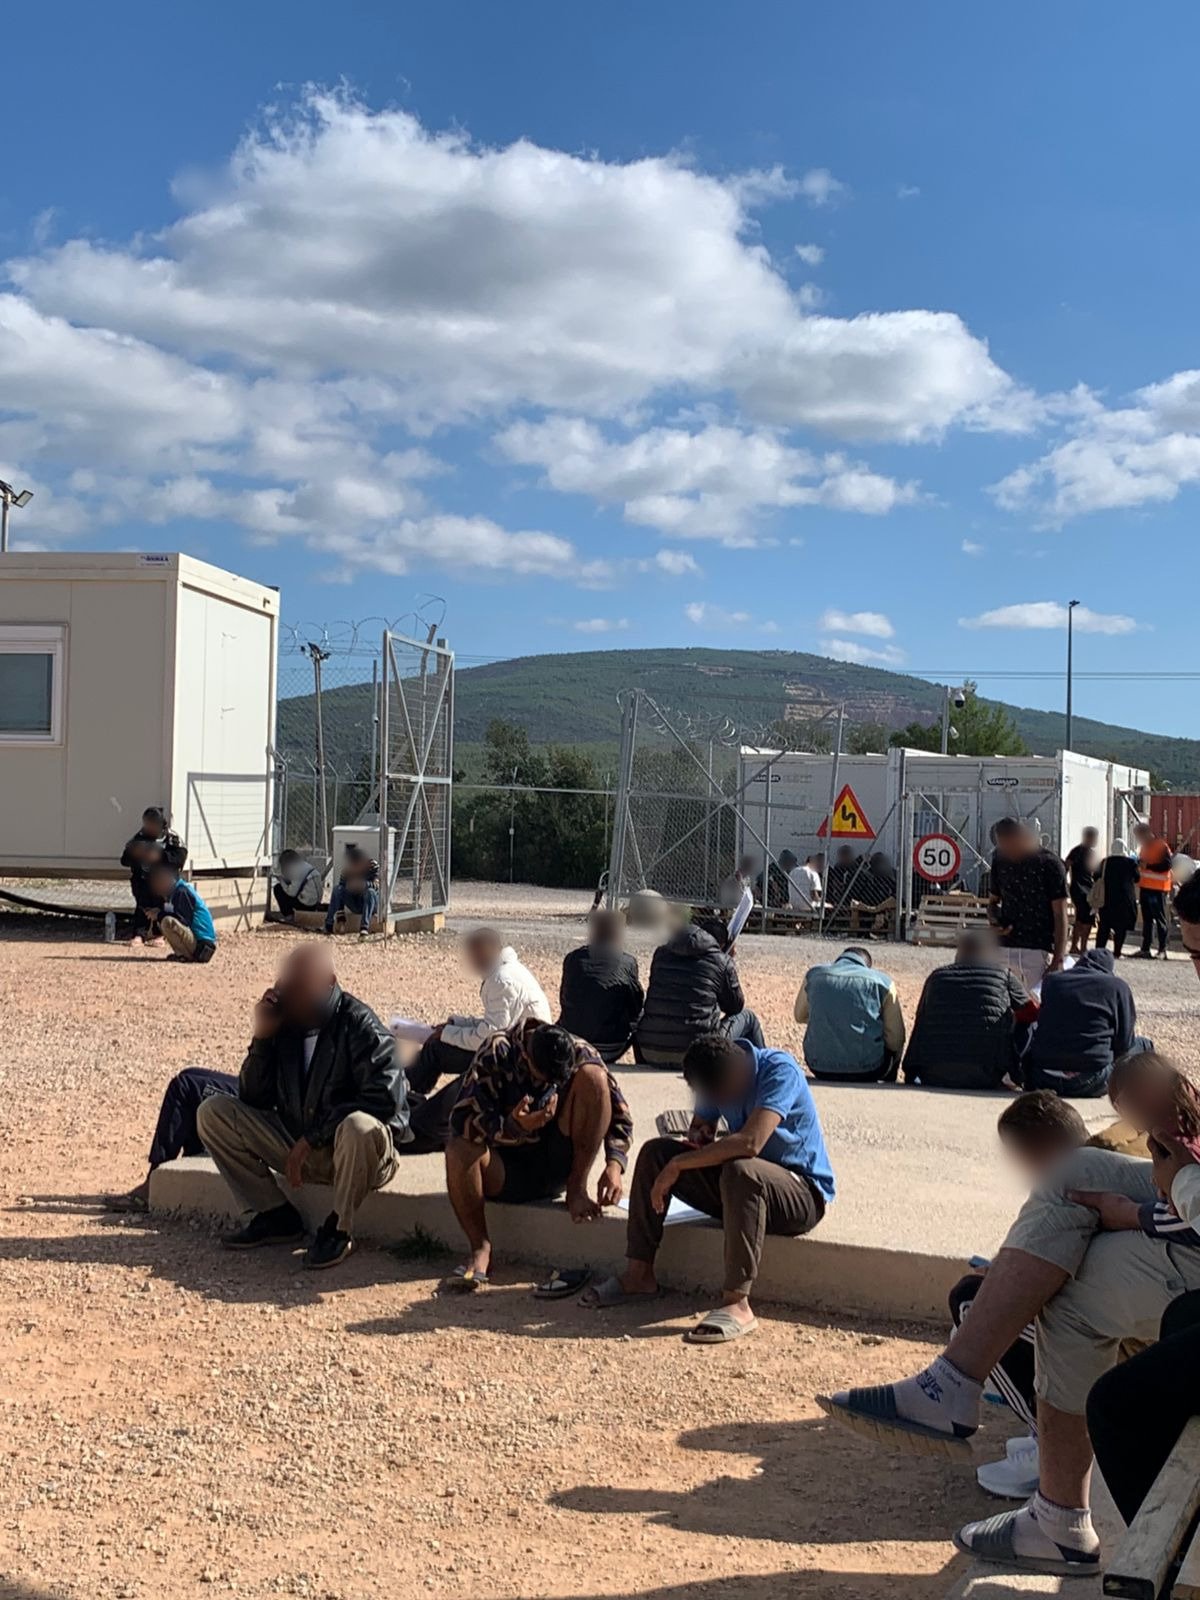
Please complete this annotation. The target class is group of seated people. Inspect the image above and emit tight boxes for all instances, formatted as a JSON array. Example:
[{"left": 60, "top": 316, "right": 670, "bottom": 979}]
[{"left": 816, "top": 869, "right": 1200, "bottom": 1579}]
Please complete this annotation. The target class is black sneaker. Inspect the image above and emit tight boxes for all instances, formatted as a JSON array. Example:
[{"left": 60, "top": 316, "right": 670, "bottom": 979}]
[
  {"left": 221, "top": 1202, "right": 305, "bottom": 1250},
  {"left": 305, "top": 1211, "right": 354, "bottom": 1271}
]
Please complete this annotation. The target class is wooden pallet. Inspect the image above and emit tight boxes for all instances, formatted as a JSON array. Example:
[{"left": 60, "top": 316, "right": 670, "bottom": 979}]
[{"left": 910, "top": 894, "right": 993, "bottom": 946}]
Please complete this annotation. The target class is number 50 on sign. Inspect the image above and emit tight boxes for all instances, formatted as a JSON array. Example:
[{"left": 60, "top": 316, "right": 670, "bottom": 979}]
[{"left": 913, "top": 833, "right": 961, "bottom": 883}]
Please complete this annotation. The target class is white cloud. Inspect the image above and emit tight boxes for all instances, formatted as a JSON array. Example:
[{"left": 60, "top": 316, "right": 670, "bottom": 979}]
[
  {"left": 959, "top": 601, "right": 1138, "bottom": 635},
  {"left": 992, "top": 370, "right": 1200, "bottom": 524},
  {"left": 685, "top": 600, "right": 778, "bottom": 633},
  {"left": 961, "top": 538, "right": 985, "bottom": 556},
  {"left": 817, "top": 609, "right": 895, "bottom": 639},
  {"left": 571, "top": 616, "right": 630, "bottom": 634},
  {"left": 797, "top": 168, "right": 847, "bottom": 207},
  {"left": 794, "top": 243, "right": 825, "bottom": 266},
  {"left": 821, "top": 637, "right": 906, "bottom": 666},
  {"left": 497, "top": 416, "right": 919, "bottom": 539},
  {"left": 650, "top": 548, "right": 702, "bottom": 576},
  {"left": 897, "top": 184, "right": 921, "bottom": 201},
  {"left": 0, "top": 90, "right": 1040, "bottom": 579},
  {"left": 795, "top": 282, "right": 826, "bottom": 311}
]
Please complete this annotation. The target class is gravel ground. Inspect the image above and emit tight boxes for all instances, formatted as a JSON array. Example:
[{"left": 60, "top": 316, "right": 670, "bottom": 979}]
[{"left": 1, "top": 883, "right": 1195, "bottom": 1600}]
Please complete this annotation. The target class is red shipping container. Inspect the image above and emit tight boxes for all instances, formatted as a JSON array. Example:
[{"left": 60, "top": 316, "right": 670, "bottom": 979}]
[{"left": 1150, "top": 794, "right": 1200, "bottom": 857}]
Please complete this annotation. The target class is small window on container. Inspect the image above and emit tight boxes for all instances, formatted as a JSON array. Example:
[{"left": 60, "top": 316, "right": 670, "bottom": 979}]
[{"left": 0, "top": 624, "right": 65, "bottom": 744}]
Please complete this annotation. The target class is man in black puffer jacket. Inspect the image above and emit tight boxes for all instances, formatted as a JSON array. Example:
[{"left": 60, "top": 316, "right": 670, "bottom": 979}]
[
  {"left": 635, "top": 916, "right": 764, "bottom": 1068},
  {"left": 558, "top": 909, "right": 644, "bottom": 1063},
  {"left": 197, "top": 944, "right": 411, "bottom": 1270},
  {"left": 903, "top": 930, "right": 1029, "bottom": 1090}
]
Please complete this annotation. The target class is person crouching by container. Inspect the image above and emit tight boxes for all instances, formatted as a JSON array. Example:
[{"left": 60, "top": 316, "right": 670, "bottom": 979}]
[
  {"left": 147, "top": 861, "right": 217, "bottom": 964},
  {"left": 120, "top": 806, "right": 188, "bottom": 944}
]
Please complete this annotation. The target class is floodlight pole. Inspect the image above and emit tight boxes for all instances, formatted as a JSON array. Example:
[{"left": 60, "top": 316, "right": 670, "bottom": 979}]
[
  {"left": 1065, "top": 599, "right": 1080, "bottom": 751},
  {"left": 0, "top": 481, "right": 33, "bottom": 553}
]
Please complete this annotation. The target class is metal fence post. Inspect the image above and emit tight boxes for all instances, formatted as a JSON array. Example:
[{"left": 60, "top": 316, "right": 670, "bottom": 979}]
[{"left": 606, "top": 692, "right": 638, "bottom": 907}]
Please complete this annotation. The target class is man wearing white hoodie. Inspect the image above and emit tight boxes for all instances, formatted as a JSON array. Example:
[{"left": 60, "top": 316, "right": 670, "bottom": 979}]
[{"left": 408, "top": 926, "right": 551, "bottom": 1098}]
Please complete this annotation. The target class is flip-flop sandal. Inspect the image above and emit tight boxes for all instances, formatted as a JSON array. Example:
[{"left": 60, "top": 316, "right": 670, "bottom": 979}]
[
  {"left": 684, "top": 1308, "right": 758, "bottom": 1344},
  {"left": 533, "top": 1267, "right": 593, "bottom": 1300},
  {"left": 579, "top": 1274, "right": 663, "bottom": 1309},
  {"left": 814, "top": 1388, "right": 975, "bottom": 1460},
  {"left": 440, "top": 1265, "right": 490, "bottom": 1294},
  {"left": 102, "top": 1191, "right": 149, "bottom": 1215},
  {"left": 953, "top": 1510, "right": 1101, "bottom": 1578}
]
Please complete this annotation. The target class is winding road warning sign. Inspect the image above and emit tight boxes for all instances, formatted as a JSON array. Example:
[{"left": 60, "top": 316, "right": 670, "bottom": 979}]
[{"left": 818, "top": 784, "right": 876, "bottom": 840}]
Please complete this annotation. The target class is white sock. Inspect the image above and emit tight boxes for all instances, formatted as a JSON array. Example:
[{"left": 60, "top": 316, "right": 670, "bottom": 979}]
[
  {"left": 1027, "top": 1493, "right": 1099, "bottom": 1556},
  {"left": 890, "top": 1355, "right": 982, "bottom": 1435}
]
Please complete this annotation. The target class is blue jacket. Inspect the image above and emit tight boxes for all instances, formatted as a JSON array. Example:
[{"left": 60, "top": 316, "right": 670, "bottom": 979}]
[
  {"left": 162, "top": 880, "right": 217, "bottom": 946},
  {"left": 796, "top": 951, "right": 905, "bottom": 1078}
]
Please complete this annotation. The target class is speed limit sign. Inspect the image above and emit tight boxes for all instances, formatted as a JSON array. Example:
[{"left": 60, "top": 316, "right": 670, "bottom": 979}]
[{"left": 914, "top": 832, "right": 962, "bottom": 883}]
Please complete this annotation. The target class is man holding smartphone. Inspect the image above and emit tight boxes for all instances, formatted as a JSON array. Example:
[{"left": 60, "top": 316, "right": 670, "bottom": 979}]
[
  {"left": 197, "top": 944, "right": 410, "bottom": 1269},
  {"left": 442, "top": 1021, "right": 632, "bottom": 1289}
]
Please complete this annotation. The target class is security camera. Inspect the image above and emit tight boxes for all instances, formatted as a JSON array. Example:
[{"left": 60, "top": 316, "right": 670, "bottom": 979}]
[{"left": 952, "top": 690, "right": 967, "bottom": 710}]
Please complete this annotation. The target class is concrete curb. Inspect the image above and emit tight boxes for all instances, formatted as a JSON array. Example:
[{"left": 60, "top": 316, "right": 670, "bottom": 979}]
[{"left": 152, "top": 1157, "right": 965, "bottom": 1323}]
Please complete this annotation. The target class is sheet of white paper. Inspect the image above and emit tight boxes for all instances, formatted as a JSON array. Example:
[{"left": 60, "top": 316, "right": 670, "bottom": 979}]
[
  {"left": 727, "top": 884, "right": 754, "bottom": 945},
  {"left": 617, "top": 1194, "right": 707, "bottom": 1224},
  {"left": 389, "top": 1016, "right": 434, "bottom": 1044}
]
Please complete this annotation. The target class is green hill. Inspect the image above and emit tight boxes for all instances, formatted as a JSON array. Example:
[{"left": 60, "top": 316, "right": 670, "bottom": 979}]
[{"left": 277, "top": 647, "right": 1200, "bottom": 787}]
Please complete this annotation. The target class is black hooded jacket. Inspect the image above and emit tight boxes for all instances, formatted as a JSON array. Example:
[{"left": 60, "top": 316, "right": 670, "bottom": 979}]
[
  {"left": 558, "top": 944, "right": 644, "bottom": 1059},
  {"left": 635, "top": 924, "right": 745, "bottom": 1057},
  {"left": 1027, "top": 949, "right": 1137, "bottom": 1078},
  {"left": 238, "top": 984, "right": 411, "bottom": 1148}
]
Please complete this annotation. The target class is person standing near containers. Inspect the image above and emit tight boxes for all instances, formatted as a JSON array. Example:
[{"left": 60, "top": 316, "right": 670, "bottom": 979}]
[{"left": 1132, "top": 820, "right": 1173, "bottom": 960}]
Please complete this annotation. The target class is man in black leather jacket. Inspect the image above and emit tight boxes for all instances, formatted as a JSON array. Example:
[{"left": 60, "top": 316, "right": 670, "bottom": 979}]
[{"left": 197, "top": 944, "right": 410, "bottom": 1269}]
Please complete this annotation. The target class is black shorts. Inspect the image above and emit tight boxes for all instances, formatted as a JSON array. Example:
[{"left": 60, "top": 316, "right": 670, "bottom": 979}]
[
  {"left": 495, "top": 1125, "right": 575, "bottom": 1204},
  {"left": 1071, "top": 888, "right": 1096, "bottom": 928}
]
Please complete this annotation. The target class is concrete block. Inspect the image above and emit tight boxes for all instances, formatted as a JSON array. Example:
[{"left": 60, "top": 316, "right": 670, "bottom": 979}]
[{"left": 152, "top": 1154, "right": 964, "bottom": 1322}]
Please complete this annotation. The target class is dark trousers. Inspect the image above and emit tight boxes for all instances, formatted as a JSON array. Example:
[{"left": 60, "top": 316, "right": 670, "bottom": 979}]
[
  {"left": 626, "top": 1135, "right": 824, "bottom": 1296},
  {"left": 1096, "top": 914, "right": 1135, "bottom": 957},
  {"left": 1022, "top": 1035, "right": 1154, "bottom": 1099},
  {"left": 148, "top": 1067, "right": 239, "bottom": 1168},
  {"left": 1087, "top": 1290, "right": 1200, "bottom": 1525},
  {"left": 810, "top": 1049, "right": 900, "bottom": 1085},
  {"left": 1139, "top": 888, "right": 1169, "bottom": 955},
  {"left": 273, "top": 884, "right": 326, "bottom": 918},
  {"left": 406, "top": 1073, "right": 467, "bottom": 1153},
  {"left": 950, "top": 1274, "right": 1036, "bottom": 1432},
  {"left": 408, "top": 1034, "right": 477, "bottom": 1096},
  {"left": 634, "top": 1008, "right": 765, "bottom": 1068}
]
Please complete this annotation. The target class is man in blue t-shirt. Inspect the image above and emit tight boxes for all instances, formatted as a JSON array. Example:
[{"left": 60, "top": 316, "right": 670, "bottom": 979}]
[
  {"left": 148, "top": 862, "right": 218, "bottom": 965},
  {"left": 582, "top": 1033, "right": 834, "bottom": 1341}
]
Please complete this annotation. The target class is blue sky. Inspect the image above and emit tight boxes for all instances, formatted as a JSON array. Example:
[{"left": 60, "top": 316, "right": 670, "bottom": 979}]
[{"left": 2, "top": 3, "right": 1198, "bottom": 735}]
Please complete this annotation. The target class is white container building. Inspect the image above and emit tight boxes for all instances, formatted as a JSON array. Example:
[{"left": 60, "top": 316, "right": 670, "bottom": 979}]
[
  {"left": 738, "top": 746, "right": 1150, "bottom": 889},
  {"left": 0, "top": 552, "right": 278, "bottom": 878}
]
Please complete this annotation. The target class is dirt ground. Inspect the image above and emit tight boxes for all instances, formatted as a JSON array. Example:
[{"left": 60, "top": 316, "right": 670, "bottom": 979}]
[{"left": 1, "top": 883, "right": 1194, "bottom": 1600}]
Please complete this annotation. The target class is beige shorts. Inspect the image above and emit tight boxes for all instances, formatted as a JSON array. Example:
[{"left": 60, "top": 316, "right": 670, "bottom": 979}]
[{"left": 1004, "top": 1146, "right": 1200, "bottom": 1412}]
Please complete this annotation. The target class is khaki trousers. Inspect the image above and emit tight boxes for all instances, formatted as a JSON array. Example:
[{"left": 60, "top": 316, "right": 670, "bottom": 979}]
[
  {"left": 196, "top": 1096, "right": 397, "bottom": 1234},
  {"left": 626, "top": 1135, "right": 824, "bottom": 1296},
  {"left": 1004, "top": 1146, "right": 1200, "bottom": 1413}
]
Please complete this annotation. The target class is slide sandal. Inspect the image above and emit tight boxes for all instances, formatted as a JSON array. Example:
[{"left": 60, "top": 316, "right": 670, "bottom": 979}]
[
  {"left": 533, "top": 1267, "right": 593, "bottom": 1300},
  {"left": 684, "top": 1309, "right": 757, "bottom": 1344},
  {"left": 579, "top": 1275, "right": 662, "bottom": 1309},
  {"left": 440, "top": 1265, "right": 490, "bottom": 1294}
]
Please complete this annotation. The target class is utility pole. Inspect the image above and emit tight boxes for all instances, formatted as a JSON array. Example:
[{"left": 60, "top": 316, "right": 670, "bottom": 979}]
[
  {"left": 1066, "top": 599, "right": 1080, "bottom": 751},
  {"left": 0, "top": 480, "right": 34, "bottom": 553}
]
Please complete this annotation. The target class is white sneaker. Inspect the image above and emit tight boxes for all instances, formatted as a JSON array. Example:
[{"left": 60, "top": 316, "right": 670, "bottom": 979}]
[{"left": 977, "top": 1437, "right": 1039, "bottom": 1499}]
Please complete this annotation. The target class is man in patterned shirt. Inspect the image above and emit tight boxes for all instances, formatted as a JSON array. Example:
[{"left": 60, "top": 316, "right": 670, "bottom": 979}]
[{"left": 444, "top": 1020, "right": 633, "bottom": 1288}]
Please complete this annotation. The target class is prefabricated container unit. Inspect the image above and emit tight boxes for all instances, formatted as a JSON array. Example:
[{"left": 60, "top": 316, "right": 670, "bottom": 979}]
[
  {"left": 737, "top": 747, "right": 1150, "bottom": 890},
  {"left": 0, "top": 552, "right": 278, "bottom": 877},
  {"left": 1151, "top": 794, "right": 1200, "bottom": 857}
]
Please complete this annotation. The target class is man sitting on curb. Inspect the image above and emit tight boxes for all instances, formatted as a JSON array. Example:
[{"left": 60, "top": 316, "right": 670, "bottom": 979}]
[
  {"left": 903, "top": 929, "right": 1028, "bottom": 1090},
  {"left": 408, "top": 926, "right": 551, "bottom": 1094},
  {"left": 582, "top": 1033, "right": 834, "bottom": 1342},
  {"left": 795, "top": 947, "right": 906, "bottom": 1082},
  {"left": 197, "top": 944, "right": 410, "bottom": 1270},
  {"left": 443, "top": 1020, "right": 631, "bottom": 1290}
]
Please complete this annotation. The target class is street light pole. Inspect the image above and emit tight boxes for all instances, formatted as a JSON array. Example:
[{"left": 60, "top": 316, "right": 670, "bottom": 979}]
[
  {"left": 1066, "top": 599, "right": 1080, "bottom": 751},
  {"left": 0, "top": 480, "right": 34, "bottom": 553}
]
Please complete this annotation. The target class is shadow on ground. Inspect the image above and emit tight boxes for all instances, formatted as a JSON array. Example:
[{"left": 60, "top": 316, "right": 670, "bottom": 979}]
[{"left": 511, "top": 1561, "right": 964, "bottom": 1600}]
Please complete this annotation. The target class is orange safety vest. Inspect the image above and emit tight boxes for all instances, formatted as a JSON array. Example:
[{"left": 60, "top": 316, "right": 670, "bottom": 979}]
[{"left": 1138, "top": 837, "right": 1173, "bottom": 894}]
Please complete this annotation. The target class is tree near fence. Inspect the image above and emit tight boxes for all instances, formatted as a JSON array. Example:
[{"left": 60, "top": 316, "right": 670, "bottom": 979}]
[{"left": 453, "top": 720, "right": 608, "bottom": 888}]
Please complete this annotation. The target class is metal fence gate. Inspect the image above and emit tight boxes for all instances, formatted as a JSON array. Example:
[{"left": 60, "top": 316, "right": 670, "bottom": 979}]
[{"left": 378, "top": 630, "right": 454, "bottom": 924}]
